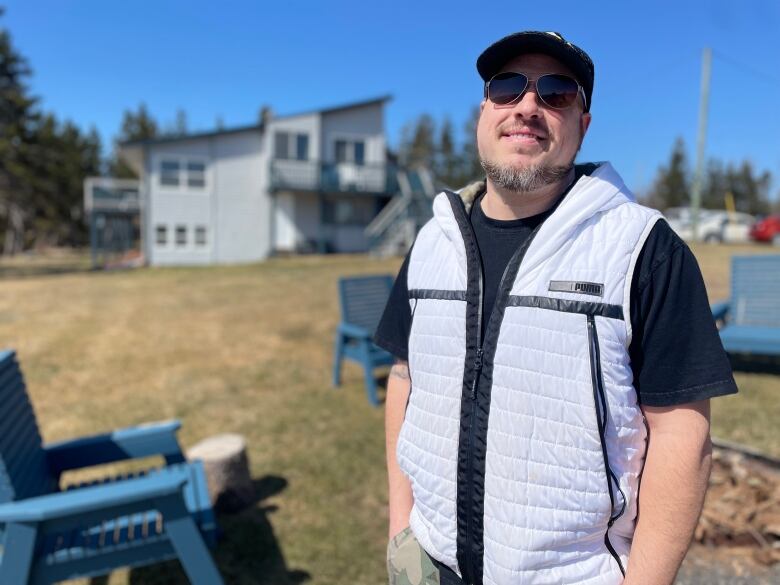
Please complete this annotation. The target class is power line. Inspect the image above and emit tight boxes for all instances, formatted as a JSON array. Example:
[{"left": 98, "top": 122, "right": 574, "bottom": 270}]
[{"left": 711, "top": 49, "right": 780, "bottom": 86}]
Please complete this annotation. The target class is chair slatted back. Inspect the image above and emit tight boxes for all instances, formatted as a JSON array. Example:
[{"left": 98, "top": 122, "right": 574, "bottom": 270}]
[
  {"left": 731, "top": 255, "right": 780, "bottom": 328},
  {"left": 0, "top": 350, "right": 55, "bottom": 503},
  {"left": 338, "top": 275, "right": 394, "bottom": 333}
]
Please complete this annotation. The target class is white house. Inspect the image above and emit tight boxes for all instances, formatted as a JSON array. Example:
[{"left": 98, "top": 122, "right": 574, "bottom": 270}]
[{"left": 119, "top": 96, "right": 394, "bottom": 266}]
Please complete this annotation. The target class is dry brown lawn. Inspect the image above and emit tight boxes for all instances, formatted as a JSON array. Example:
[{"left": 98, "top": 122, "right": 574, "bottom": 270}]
[{"left": 0, "top": 242, "right": 777, "bottom": 584}]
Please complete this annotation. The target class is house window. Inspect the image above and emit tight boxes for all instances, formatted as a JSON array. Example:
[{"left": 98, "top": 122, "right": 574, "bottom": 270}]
[
  {"left": 195, "top": 225, "right": 207, "bottom": 246},
  {"left": 275, "top": 133, "right": 289, "bottom": 160},
  {"left": 175, "top": 225, "right": 187, "bottom": 246},
  {"left": 334, "top": 139, "right": 366, "bottom": 165},
  {"left": 354, "top": 141, "right": 365, "bottom": 165},
  {"left": 159, "top": 158, "right": 207, "bottom": 189},
  {"left": 156, "top": 225, "right": 168, "bottom": 245},
  {"left": 275, "top": 132, "right": 309, "bottom": 160},
  {"left": 160, "top": 160, "right": 180, "bottom": 186},
  {"left": 187, "top": 161, "right": 206, "bottom": 188},
  {"left": 335, "top": 140, "right": 348, "bottom": 164},
  {"left": 296, "top": 134, "right": 309, "bottom": 161}
]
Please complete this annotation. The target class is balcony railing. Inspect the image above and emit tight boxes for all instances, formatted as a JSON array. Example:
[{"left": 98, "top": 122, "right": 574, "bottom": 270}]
[{"left": 270, "top": 160, "right": 398, "bottom": 194}]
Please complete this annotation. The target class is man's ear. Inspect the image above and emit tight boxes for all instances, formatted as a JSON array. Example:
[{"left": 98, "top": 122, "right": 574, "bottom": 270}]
[
  {"left": 480, "top": 99, "right": 487, "bottom": 114},
  {"left": 580, "top": 112, "right": 592, "bottom": 137}
]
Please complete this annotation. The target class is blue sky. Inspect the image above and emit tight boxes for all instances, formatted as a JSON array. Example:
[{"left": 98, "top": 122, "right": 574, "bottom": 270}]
[{"left": 4, "top": 0, "right": 780, "bottom": 197}]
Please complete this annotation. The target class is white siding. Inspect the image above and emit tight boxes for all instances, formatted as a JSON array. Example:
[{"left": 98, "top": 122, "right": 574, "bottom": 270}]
[
  {"left": 212, "top": 131, "right": 269, "bottom": 263},
  {"left": 266, "top": 113, "right": 320, "bottom": 160},
  {"left": 321, "top": 103, "right": 386, "bottom": 192},
  {"left": 139, "top": 99, "right": 389, "bottom": 264},
  {"left": 274, "top": 193, "right": 297, "bottom": 251},
  {"left": 265, "top": 113, "right": 320, "bottom": 191},
  {"left": 146, "top": 139, "right": 213, "bottom": 266},
  {"left": 320, "top": 102, "right": 385, "bottom": 164},
  {"left": 146, "top": 130, "right": 269, "bottom": 266}
]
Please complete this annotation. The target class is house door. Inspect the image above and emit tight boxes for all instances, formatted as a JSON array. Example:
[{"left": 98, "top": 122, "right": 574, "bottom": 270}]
[{"left": 275, "top": 194, "right": 297, "bottom": 251}]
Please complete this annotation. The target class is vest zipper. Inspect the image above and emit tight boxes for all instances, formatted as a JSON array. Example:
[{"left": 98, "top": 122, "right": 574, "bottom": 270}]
[
  {"left": 470, "top": 349, "right": 483, "bottom": 400},
  {"left": 447, "top": 189, "right": 549, "bottom": 585},
  {"left": 464, "top": 266, "right": 484, "bottom": 585},
  {"left": 587, "top": 314, "right": 627, "bottom": 577},
  {"left": 465, "top": 231, "right": 518, "bottom": 583}
]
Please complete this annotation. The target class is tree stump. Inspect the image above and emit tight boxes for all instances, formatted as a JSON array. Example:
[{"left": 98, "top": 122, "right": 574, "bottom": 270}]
[{"left": 187, "top": 433, "right": 254, "bottom": 513}]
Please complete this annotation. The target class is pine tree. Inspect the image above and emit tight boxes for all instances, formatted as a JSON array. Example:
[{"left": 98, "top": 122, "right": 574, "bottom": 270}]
[
  {"left": 1, "top": 10, "right": 105, "bottom": 251},
  {"left": 108, "top": 103, "right": 159, "bottom": 178},
  {"left": 121, "top": 103, "right": 158, "bottom": 141},
  {"left": 701, "top": 159, "right": 727, "bottom": 210},
  {"left": 725, "top": 161, "right": 770, "bottom": 215},
  {"left": 460, "top": 105, "right": 483, "bottom": 186},
  {"left": 646, "top": 137, "right": 690, "bottom": 211},
  {"left": 405, "top": 114, "right": 436, "bottom": 169},
  {"left": 0, "top": 8, "right": 39, "bottom": 254},
  {"left": 436, "top": 117, "right": 460, "bottom": 188},
  {"left": 702, "top": 158, "right": 771, "bottom": 215}
]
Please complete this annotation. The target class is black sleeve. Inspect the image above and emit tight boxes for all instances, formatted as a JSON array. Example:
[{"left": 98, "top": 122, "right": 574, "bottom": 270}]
[
  {"left": 373, "top": 252, "right": 412, "bottom": 361},
  {"left": 629, "top": 221, "right": 738, "bottom": 407}
]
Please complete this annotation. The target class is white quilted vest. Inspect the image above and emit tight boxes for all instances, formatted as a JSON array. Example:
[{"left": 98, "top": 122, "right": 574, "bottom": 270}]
[{"left": 397, "top": 163, "right": 662, "bottom": 585}]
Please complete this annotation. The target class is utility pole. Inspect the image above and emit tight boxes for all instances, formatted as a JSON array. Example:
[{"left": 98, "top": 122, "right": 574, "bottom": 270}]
[{"left": 691, "top": 47, "right": 712, "bottom": 242}]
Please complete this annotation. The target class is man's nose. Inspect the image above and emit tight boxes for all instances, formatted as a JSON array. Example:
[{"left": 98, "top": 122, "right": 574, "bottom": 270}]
[{"left": 512, "top": 88, "right": 542, "bottom": 117}]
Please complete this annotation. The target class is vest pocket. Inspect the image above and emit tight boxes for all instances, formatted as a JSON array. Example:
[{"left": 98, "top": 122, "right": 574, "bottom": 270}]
[{"left": 586, "top": 314, "right": 627, "bottom": 577}]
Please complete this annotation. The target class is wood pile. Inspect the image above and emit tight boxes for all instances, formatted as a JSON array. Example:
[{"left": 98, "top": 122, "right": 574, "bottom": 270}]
[{"left": 695, "top": 445, "right": 780, "bottom": 565}]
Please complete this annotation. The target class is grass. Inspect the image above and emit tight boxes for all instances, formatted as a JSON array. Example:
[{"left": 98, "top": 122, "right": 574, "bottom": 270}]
[{"left": 0, "top": 243, "right": 778, "bottom": 584}]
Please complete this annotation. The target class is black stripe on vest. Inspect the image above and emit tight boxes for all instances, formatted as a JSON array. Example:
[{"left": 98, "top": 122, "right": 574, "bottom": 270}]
[
  {"left": 506, "top": 295, "right": 624, "bottom": 320},
  {"left": 409, "top": 289, "right": 467, "bottom": 301}
]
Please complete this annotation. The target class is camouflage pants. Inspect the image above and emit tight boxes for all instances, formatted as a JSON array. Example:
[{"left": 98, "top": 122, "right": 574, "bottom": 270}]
[{"left": 387, "top": 526, "right": 440, "bottom": 585}]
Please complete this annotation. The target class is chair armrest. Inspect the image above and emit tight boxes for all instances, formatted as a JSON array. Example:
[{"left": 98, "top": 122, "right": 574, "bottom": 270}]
[
  {"left": 0, "top": 473, "right": 186, "bottom": 523},
  {"left": 711, "top": 301, "right": 730, "bottom": 322},
  {"left": 338, "top": 322, "right": 372, "bottom": 339},
  {"left": 45, "top": 419, "right": 185, "bottom": 475}
]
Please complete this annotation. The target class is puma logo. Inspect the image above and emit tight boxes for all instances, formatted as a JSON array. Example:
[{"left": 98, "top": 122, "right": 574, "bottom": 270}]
[{"left": 549, "top": 280, "right": 604, "bottom": 297}]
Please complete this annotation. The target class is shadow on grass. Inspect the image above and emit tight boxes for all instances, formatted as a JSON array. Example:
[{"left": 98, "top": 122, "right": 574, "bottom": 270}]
[
  {"left": 122, "top": 475, "right": 310, "bottom": 585},
  {"left": 728, "top": 354, "right": 780, "bottom": 375},
  {"left": 0, "top": 263, "right": 95, "bottom": 280}
]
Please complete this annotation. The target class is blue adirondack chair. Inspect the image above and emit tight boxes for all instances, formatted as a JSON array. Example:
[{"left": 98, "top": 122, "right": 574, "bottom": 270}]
[
  {"left": 333, "top": 274, "right": 395, "bottom": 406},
  {"left": 0, "top": 349, "right": 224, "bottom": 585},
  {"left": 711, "top": 254, "right": 780, "bottom": 356}
]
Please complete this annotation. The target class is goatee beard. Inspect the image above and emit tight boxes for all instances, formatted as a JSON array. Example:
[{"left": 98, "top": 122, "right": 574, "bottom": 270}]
[{"left": 480, "top": 158, "right": 574, "bottom": 193}]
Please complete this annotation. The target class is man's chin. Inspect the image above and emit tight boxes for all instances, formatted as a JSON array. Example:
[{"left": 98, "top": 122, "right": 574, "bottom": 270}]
[
  {"left": 502, "top": 155, "right": 543, "bottom": 171},
  {"left": 480, "top": 156, "right": 574, "bottom": 193}
]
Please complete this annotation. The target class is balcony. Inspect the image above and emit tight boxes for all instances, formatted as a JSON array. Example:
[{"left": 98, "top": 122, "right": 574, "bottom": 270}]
[{"left": 269, "top": 160, "right": 397, "bottom": 195}]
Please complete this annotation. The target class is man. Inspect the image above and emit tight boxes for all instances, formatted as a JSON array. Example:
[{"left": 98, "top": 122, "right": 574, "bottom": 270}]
[{"left": 375, "top": 31, "right": 737, "bottom": 585}]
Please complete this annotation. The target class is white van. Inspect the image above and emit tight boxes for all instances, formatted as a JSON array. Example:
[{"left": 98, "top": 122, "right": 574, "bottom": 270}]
[{"left": 666, "top": 208, "right": 755, "bottom": 243}]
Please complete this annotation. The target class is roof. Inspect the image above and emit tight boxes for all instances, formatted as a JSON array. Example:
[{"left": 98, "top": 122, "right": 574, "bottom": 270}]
[
  {"left": 288, "top": 94, "right": 392, "bottom": 118},
  {"left": 119, "top": 95, "right": 392, "bottom": 148}
]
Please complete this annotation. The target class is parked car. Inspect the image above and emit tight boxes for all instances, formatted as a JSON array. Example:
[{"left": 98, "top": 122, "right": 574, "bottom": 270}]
[
  {"left": 667, "top": 209, "right": 755, "bottom": 243},
  {"left": 750, "top": 214, "right": 780, "bottom": 245}
]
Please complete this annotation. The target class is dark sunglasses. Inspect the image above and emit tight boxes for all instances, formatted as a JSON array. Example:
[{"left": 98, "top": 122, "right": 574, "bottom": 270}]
[{"left": 485, "top": 72, "right": 587, "bottom": 110}]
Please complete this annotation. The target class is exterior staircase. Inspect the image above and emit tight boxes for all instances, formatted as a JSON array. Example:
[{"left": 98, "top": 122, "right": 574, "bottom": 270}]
[{"left": 365, "top": 168, "right": 437, "bottom": 257}]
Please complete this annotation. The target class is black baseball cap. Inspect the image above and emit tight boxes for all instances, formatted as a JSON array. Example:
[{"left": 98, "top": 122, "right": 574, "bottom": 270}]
[{"left": 477, "top": 31, "right": 595, "bottom": 112}]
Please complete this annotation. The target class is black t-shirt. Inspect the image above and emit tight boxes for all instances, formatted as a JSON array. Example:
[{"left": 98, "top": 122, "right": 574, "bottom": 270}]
[{"left": 374, "top": 169, "right": 738, "bottom": 407}]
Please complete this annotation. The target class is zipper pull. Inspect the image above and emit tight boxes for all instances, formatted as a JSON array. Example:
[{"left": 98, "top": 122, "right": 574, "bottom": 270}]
[{"left": 470, "top": 348, "right": 484, "bottom": 400}]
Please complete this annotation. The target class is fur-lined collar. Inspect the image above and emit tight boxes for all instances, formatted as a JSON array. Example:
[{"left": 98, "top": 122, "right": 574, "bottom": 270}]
[{"left": 457, "top": 180, "right": 486, "bottom": 213}]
